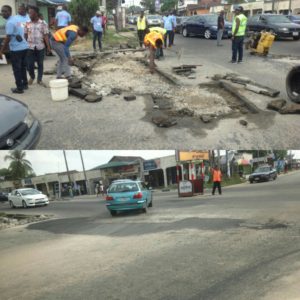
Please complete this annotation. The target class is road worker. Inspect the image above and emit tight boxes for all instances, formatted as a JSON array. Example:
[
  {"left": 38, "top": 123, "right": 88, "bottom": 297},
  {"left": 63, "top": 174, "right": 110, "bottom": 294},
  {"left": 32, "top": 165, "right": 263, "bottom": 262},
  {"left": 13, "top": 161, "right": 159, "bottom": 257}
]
[{"left": 145, "top": 27, "right": 166, "bottom": 59}]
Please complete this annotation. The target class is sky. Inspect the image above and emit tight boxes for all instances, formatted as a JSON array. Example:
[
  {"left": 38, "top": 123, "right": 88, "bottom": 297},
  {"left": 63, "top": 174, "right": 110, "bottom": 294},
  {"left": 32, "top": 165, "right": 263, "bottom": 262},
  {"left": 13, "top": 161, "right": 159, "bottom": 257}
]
[{"left": 0, "top": 150, "right": 175, "bottom": 176}]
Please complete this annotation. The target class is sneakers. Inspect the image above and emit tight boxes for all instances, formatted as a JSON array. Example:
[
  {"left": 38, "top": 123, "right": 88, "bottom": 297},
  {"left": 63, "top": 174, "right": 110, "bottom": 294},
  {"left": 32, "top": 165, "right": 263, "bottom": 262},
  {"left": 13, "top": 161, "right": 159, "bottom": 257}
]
[
  {"left": 11, "top": 88, "right": 24, "bottom": 94},
  {"left": 229, "top": 60, "right": 237, "bottom": 64},
  {"left": 28, "top": 78, "right": 34, "bottom": 85},
  {"left": 238, "top": 60, "right": 243, "bottom": 64}
]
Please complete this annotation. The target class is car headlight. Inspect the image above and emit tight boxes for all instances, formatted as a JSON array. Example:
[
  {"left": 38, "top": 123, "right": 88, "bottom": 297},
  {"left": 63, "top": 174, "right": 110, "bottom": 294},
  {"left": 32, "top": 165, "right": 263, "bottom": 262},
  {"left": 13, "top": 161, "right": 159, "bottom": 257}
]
[
  {"left": 211, "top": 26, "right": 218, "bottom": 29},
  {"left": 24, "top": 112, "right": 34, "bottom": 128},
  {"left": 278, "top": 27, "right": 289, "bottom": 32}
]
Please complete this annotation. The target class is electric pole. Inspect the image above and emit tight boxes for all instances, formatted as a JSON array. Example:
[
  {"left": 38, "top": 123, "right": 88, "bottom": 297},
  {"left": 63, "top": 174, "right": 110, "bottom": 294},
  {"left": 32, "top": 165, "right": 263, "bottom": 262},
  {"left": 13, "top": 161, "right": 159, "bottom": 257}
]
[
  {"left": 63, "top": 150, "right": 72, "bottom": 184},
  {"left": 79, "top": 150, "right": 89, "bottom": 195}
]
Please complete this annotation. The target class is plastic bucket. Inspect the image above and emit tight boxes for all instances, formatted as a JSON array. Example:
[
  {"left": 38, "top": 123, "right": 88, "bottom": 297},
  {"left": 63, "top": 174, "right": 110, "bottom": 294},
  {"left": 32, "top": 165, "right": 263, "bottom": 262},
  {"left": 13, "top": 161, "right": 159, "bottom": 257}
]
[{"left": 49, "top": 79, "right": 69, "bottom": 101}]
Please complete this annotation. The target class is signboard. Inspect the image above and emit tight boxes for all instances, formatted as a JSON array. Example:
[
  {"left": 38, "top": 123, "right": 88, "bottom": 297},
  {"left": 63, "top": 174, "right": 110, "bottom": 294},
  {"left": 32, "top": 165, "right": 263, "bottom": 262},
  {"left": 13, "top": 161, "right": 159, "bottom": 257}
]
[
  {"left": 178, "top": 151, "right": 209, "bottom": 162},
  {"left": 143, "top": 159, "right": 161, "bottom": 171},
  {"left": 178, "top": 180, "right": 193, "bottom": 197}
]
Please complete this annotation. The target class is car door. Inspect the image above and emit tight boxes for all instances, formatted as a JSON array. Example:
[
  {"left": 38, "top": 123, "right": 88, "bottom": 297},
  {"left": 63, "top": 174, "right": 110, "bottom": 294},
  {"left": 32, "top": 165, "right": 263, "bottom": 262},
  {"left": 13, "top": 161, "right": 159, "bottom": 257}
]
[
  {"left": 187, "top": 16, "right": 197, "bottom": 34},
  {"left": 195, "top": 16, "right": 205, "bottom": 35},
  {"left": 15, "top": 191, "right": 23, "bottom": 206},
  {"left": 248, "top": 15, "right": 260, "bottom": 32}
]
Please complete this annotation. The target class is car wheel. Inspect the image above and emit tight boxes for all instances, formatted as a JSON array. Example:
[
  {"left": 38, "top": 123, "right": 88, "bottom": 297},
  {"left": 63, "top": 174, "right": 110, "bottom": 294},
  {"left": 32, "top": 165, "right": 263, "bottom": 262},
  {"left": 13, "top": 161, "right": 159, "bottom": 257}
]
[
  {"left": 293, "top": 36, "right": 300, "bottom": 41},
  {"left": 22, "top": 200, "right": 28, "bottom": 209},
  {"left": 110, "top": 210, "right": 117, "bottom": 217},
  {"left": 250, "top": 180, "right": 253, "bottom": 184},
  {"left": 9, "top": 201, "right": 15, "bottom": 209},
  {"left": 204, "top": 29, "right": 212, "bottom": 39},
  {"left": 182, "top": 28, "right": 189, "bottom": 37}
]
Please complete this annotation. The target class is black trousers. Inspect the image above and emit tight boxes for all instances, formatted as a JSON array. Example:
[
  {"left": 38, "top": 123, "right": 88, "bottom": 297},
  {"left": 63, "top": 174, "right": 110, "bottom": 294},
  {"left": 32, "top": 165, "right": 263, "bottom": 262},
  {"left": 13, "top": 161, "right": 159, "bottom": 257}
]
[
  {"left": 10, "top": 49, "right": 28, "bottom": 91},
  {"left": 232, "top": 36, "right": 244, "bottom": 62},
  {"left": 170, "top": 30, "right": 175, "bottom": 45},
  {"left": 138, "top": 30, "right": 146, "bottom": 47},
  {"left": 212, "top": 181, "right": 222, "bottom": 195},
  {"left": 164, "top": 30, "right": 173, "bottom": 47},
  {"left": 27, "top": 48, "right": 45, "bottom": 82},
  {"left": 93, "top": 31, "right": 103, "bottom": 50}
]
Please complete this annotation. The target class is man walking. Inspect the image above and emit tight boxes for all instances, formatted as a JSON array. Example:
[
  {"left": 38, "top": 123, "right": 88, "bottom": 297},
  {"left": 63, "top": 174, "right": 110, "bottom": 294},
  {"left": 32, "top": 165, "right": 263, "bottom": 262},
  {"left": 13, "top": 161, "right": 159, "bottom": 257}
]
[
  {"left": 25, "top": 6, "right": 51, "bottom": 87},
  {"left": 217, "top": 10, "right": 225, "bottom": 46},
  {"left": 50, "top": 25, "right": 89, "bottom": 79},
  {"left": 101, "top": 12, "right": 107, "bottom": 36},
  {"left": 231, "top": 6, "right": 247, "bottom": 63},
  {"left": 90, "top": 11, "right": 103, "bottom": 52},
  {"left": 211, "top": 166, "right": 222, "bottom": 195},
  {"left": 137, "top": 11, "right": 147, "bottom": 48},
  {"left": 170, "top": 10, "right": 177, "bottom": 46},
  {"left": 55, "top": 5, "right": 71, "bottom": 29},
  {"left": 163, "top": 12, "right": 173, "bottom": 48},
  {"left": 0, "top": 5, "right": 29, "bottom": 94}
]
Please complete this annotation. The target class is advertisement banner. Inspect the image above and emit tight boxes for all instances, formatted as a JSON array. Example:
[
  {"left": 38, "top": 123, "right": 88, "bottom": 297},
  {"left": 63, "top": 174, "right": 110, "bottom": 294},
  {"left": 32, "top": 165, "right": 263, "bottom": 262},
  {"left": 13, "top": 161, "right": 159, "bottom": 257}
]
[{"left": 178, "top": 151, "right": 209, "bottom": 162}]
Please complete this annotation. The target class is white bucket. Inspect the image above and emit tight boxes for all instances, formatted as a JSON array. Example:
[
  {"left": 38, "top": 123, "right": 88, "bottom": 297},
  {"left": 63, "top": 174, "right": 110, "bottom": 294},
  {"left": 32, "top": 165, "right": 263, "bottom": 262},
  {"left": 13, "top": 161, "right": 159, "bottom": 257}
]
[{"left": 49, "top": 79, "right": 69, "bottom": 101}]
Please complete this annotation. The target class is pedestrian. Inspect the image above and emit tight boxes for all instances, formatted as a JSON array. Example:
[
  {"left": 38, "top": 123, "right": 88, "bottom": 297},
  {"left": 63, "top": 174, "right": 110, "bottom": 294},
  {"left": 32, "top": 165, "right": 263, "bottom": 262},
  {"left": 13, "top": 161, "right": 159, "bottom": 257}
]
[
  {"left": 50, "top": 25, "right": 89, "bottom": 79},
  {"left": 69, "top": 185, "right": 74, "bottom": 198},
  {"left": 231, "top": 6, "right": 247, "bottom": 64},
  {"left": 217, "top": 10, "right": 225, "bottom": 46},
  {"left": 144, "top": 30, "right": 163, "bottom": 74},
  {"left": 211, "top": 166, "right": 222, "bottom": 195},
  {"left": 163, "top": 12, "right": 173, "bottom": 48},
  {"left": 145, "top": 27, "right": 166, "bottom": 59},
  {"left": 24, "top": 6, "right": 51, "bottom": 87},
  {"left": 16, "top": 3, "right": 30, "bottom": 24},
  {"left": 101, "top": 12, "right": 107, "bottom": 36},
  {"left": 0, "top": 5, "right": 29, "bottom": 94},
  {"left": 137, "top": 11, "right": 147, "bottom": 48},
  {"left": 95, "top": 183, "right": 100, "bottom": 197},
  {"left": 170, "top": 10, "right": 177, "bottom": 46},
  {"left": 90, "top": 10, "right": 103, "bottom": 52},
  {"left": 39, "top": 13, "right": 55, "bottom": 56},
  {"left": 55, "top": 5, "right": 71, "bottom": 29}
]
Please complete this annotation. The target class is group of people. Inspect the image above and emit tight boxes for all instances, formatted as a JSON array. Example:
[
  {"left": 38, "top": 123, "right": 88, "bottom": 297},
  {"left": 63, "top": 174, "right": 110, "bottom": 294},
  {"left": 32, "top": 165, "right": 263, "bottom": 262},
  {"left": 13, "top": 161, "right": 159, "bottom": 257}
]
[
  {"left": 0, "top": 4, "right": 89, "bottom": 94},
  {"left": 217, "top": 6, "right": 248, "bottom": 63}
]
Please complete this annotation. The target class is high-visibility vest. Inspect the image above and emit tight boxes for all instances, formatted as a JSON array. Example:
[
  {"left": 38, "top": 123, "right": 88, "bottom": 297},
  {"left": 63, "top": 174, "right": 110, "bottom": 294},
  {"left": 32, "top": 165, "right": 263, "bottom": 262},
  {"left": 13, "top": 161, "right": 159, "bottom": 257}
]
[
  {"left": 144, "top": 32, "right": 163, "bottom": 49},
  {"left": 137, "top": 16, "right": 146, "bottom": 30},
  {"left": 53, "top": 25, "right": 79, "bottom": 42},
  {"left": 232, "top": 14, "right": 247, "bottom": 36},
  {"left": 213, "top": 170, "right": 222, "bottom": 182},
  {"left": 149, "top": 27, "right": 167, "bottom": 36}
]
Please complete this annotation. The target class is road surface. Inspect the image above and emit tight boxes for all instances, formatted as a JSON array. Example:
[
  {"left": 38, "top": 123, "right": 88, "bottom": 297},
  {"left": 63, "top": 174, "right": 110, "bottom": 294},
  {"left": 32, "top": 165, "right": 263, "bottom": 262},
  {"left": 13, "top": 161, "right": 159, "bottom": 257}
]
[{"left": 1, "top": 171, "right": 300, "bottom": 300}]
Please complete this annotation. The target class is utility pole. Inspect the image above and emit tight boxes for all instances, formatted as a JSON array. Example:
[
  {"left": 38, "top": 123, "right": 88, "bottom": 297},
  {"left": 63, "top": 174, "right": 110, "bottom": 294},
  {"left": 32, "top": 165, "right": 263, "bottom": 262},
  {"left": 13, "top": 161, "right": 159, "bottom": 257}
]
[
  {"left": 288, "top": 0, "right": 292, "bottom": 14},
  {"left": 63, "top": 150, "right": 72, "bottom": 184},
  {"left": 272, "top": 0, "right": 276, "bottom": 13},
  {"left": 79, "top": 150, "right": 89, "bottom": 195}
]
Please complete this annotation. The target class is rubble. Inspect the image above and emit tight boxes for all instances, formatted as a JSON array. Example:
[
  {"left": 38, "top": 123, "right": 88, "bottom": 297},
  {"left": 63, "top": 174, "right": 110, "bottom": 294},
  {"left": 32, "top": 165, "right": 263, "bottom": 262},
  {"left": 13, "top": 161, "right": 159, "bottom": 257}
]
[
  {"left": 267, "top": 99, "right": 287, "bottom": 111},
  {"left": 201, "top": 115, "right": 213, "bottom": 123},
  {"left": 124, "top": 95, "right": 137, "bottom": 101},
  {"left": 69, "top": 88, "right": 88, "bottom": 99},
  {"left": 279, "top": 103, "right": 300, "bottom": 114},
  {"left": 239, "top": 120, "right": 248, "bottom": 126},
  {"left": 84, "top": 94, "right": 103, "bottom": 103},
  {"left": 152, "top": 115, "right": 177, "bottom": 128}
]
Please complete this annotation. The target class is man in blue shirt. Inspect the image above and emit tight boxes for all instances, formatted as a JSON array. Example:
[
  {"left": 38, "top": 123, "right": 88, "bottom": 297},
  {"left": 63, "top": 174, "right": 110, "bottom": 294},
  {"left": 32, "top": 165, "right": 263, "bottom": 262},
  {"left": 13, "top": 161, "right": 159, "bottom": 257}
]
[
  {"left": 55, "top": 5, "right": 72, "bottom": 29},
  {"left": 90, "top": 11, "right": 103, "bottom": 51},
  {"left": 0, "top": 5, "right": 29, "bottom": 94},
  {"left": 163, "top": 12, "right": 173, "bottom": 48},
  {"left": 170, "top": 10, "right": 177, "bottom": 46}
]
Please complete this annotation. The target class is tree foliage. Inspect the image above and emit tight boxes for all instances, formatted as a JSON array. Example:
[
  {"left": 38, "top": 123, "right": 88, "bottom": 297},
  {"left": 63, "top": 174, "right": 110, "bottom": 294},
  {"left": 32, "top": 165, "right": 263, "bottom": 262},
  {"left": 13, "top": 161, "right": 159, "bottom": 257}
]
[
  {"left": 239, "top": 150, "right": 288, "bottom": 160},
  {"left": 140, "top": 0, "right": 156, "bottom": 14},
  {"left": 4, "top": 150, "right": 34, "bottom": 181},
  {"left": 161, "top": 0, "right": 177, "bottom": 13},
  {"left": 69, "top": 0, "right": 99, "bottom": 27},
  {"left": 107, "top": 0, "right": 119, "bottom": 11}
]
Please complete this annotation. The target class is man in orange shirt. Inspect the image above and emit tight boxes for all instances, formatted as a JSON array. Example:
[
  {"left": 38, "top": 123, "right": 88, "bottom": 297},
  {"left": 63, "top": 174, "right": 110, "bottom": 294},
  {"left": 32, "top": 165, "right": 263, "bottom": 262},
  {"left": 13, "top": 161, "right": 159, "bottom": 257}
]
[{"left": 211, "top": 165, "right": 222, "bottom": 195}]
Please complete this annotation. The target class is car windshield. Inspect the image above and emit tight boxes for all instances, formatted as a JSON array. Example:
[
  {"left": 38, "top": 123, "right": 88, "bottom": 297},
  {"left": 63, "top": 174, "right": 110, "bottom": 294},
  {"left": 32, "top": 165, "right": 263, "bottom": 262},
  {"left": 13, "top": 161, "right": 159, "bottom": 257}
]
[
  {"left": 265, "top": 15, "right": 291, "bottom": 23},
  {"left": 108, "top": 182, "right": 139, "bottom": 193},
  {"left": 147, "top": 15, "right": 160, "bottom": 20},
  {"left": 291, "top": 15, "right": 300, "bottom": 20},
  {"left": 20, "top": 189, "right": 40, "bottom": 195},
  {"left": 254, "top": 167, "right": 271, "bottom": 173},
  {"left": 203, "top": 15, "right": 218, "bottom": 23}
]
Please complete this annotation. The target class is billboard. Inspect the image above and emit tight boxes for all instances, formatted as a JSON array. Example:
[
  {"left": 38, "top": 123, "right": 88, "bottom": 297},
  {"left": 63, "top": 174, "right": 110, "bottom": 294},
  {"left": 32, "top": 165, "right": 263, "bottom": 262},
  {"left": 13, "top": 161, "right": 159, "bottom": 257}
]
[{"left": 177, "top": 151, "right": 209, "bottom": 162}]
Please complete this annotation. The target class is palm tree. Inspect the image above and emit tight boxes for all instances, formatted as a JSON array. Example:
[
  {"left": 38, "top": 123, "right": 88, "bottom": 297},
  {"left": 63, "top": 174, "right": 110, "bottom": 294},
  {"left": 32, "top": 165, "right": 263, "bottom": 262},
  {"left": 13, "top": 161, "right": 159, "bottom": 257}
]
[{"left": 4, "top": 150, "right": 33, "bottom": 183}]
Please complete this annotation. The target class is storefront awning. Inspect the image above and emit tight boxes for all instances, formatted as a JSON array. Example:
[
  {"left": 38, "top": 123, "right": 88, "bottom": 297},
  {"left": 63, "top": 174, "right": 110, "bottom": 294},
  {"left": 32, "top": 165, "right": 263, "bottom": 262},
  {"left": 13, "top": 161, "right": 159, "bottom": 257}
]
[{"left": 37, "top": 0, "right": 68, "bottom": 5}]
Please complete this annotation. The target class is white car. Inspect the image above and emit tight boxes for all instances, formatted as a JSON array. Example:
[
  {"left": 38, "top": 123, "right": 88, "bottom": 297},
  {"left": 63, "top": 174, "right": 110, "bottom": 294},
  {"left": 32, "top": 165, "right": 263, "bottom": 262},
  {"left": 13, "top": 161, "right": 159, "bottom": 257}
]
[{"left": 9, "top": 188, "right": 49, "bottom": 209}]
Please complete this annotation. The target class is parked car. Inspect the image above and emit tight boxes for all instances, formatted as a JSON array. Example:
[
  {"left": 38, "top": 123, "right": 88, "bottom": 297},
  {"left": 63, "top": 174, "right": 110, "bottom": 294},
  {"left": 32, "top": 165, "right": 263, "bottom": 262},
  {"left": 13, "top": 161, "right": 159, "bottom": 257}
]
[
  {"left": 249, "top": 165, "right": 277, "bottom": 183},
  {"left": 8, "top": 188, "right": 49, "bottom": 208},
  {"left": 105, "top": 179, "right": 153, "bottom": 216},
  {"left": 0, "top": 94, "right": 41, "bottom": 149},
  {"left": 175, "top": 16, "right": 190, "bottom": 33},
  {"left": 286, "top": 15, "right": 300, "bottom": 25},
  {"left": 182, "top": 14, "right": 232, "bottom": 39},
  {"left": 0, "top": 192, "right": 8, "bottom": 202},
  {"left": 146, "top": 15, "right": 163, "bottom": 27},
  {"left": 247, "top": 14, "right": 300, "bottom": 40},
  {"left": 127, "top": 16, "right": 137, "bottom": 25}
]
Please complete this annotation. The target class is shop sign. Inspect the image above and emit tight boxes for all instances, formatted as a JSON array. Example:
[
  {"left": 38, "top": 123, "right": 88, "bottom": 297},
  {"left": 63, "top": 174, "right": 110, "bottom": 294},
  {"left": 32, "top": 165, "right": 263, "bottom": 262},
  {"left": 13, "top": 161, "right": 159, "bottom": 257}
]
[
  {"left": 178, "top": 180, "right": 193, "bottom": 197},
  {"left": 143, "top": 159, "right": 161, "bottom": 171},
  {"left": 178, "top": 151, "right": 209, "bottom": 162}
]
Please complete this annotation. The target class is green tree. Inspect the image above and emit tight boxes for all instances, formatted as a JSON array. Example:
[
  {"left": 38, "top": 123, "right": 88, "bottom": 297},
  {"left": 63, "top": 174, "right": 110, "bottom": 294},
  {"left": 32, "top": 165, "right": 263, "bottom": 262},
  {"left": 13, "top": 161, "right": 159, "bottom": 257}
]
[
  {"left": 107, "top": 0, "right": 119, "bottom": 11},
  {"left": 4, "top": 150, "right": 33, "bottom": 182},
  {"left": 161, "top": 0, "right": 177, "bottom": 13},
  {"left": 0, "top": 168, "right": 11, "bottom": 180},
  {"left": 69, "top": 0, "right": 99, "bottom": 27},
  {"left": 140, "top": 0, "right": 156, "bottom": 14}
]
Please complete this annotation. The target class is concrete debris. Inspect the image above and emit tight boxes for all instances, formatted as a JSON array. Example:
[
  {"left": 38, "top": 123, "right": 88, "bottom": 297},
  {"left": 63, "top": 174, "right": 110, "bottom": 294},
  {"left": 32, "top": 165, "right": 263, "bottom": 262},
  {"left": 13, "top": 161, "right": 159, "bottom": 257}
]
[
  {"left": 201, "top": 115, "right": 213, "bottom": 123},
  {"left": 84, "top": 94, "right": 103, "bottom": 103},
  {"left": 188, "top": 75, "right": 196, "bottom": 79},
  {"left": 279, "top": 103, "right": 300, "bottom": 114},
  {"left": 178, "top": 108, "right": 194, "bottom": 117},
  {"left": 245, "top": 84, "right": 268, "bottom": 95},
  {"left": 124, "top": 95, "right": 137, "bottom": 101},
  {"left": 153, "top": 105, "right": 160, "bottom": 109},
  {"left": 111, "top": 88, "right": 123, "bottom": 95},
  {"left": 69, "top": 88, "right": 88, "bottom": 99},
  {"left": 267, "top": 99, "right": 287, "bottom": 111},
  {"left": 239, "top": 120, "right": 248, "bottom": 126},
  {"left": 152, "top": 115, "right": 177, "bottom": 128},
  {"left": 44, "top": 119, "right": 54, "bottom": 124},
  {"left": 68, "top": 78, "right": 82, "bottom": 89}
]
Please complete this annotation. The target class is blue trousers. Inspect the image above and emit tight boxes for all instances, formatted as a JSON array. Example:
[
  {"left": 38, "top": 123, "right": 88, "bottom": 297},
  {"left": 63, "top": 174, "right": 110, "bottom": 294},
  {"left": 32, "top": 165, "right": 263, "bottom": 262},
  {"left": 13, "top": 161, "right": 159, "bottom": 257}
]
[
  {"left": 10, "top": 49, "right": 28, "bottom": 91},
  {"left": 93, "top": 31, "right": 103, "bottom": 50},
  {"left": 27, "top": 48, "right": 45, "bottom": 82},
  {"left": 232, "top": 36, "right": 244, "bottom": 62}
]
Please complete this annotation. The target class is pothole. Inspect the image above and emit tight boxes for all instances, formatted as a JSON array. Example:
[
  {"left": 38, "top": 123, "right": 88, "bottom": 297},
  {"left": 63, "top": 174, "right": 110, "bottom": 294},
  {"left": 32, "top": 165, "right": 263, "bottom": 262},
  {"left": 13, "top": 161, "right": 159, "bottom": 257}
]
[{"left": 241, "top": 219, "right": 289, "bottom": 230}]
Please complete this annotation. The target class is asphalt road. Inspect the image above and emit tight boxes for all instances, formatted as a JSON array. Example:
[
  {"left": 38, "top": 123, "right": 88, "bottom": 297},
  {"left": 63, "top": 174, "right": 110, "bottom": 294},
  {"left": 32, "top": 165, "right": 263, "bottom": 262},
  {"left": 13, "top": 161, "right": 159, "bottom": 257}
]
[{"left": 1, "top": 171, "right": 300, "bottom": 300}]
